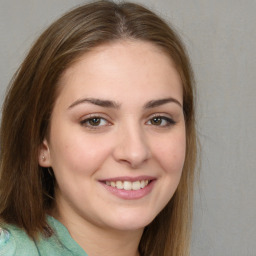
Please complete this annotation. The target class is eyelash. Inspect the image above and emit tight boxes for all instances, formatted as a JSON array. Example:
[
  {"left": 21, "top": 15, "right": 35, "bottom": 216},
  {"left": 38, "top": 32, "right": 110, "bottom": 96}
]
[
  {"left": 80, "top": 114, "right": 176, "bottom": 129},
  {"left": 80, "top": 115, "right": 110, "bottom": 129},
  {"left": 146, "top": 115, "right": 176, "bottom": 127}
]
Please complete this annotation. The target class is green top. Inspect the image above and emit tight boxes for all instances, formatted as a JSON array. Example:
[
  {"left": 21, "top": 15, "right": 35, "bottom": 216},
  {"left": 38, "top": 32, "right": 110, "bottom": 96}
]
[{"left": 0, "top": 216, "right": 88, "bottom": 256}]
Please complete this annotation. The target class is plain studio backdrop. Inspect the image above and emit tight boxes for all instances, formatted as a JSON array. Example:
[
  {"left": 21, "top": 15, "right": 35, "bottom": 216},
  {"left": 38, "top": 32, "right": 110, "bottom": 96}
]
[{"left": 0, "top": 1, "right": 255, "bottom": 255}]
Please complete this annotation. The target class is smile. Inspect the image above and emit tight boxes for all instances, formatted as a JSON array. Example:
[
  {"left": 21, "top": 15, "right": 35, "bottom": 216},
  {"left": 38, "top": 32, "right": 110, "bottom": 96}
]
[
  {"left": 104, "top": 180, "right": 149, "bottom": 190},
  {"left": 100, "top": 177, "right": 156, "bottom": 200}
]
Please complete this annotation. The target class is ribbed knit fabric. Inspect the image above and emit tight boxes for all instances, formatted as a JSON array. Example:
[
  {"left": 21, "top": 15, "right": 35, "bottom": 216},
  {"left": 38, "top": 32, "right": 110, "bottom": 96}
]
[{"left": 0, "top": 216, "right": 88, "bottom": 256}]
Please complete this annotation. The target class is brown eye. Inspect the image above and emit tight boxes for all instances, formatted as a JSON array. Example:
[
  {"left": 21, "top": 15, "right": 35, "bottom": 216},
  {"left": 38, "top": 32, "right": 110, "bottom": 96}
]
[
  {"left": 147, "top": 116, "right": 176, "bottom": 127},
  {"left": 150, "top": 117, "right": 162, "bottom": 125},
  {"left": 80, "top": 117, "right": 109, "bottom": 128},
  {"left": 88, "top": 118, "right": 101, "bottom": 126}
]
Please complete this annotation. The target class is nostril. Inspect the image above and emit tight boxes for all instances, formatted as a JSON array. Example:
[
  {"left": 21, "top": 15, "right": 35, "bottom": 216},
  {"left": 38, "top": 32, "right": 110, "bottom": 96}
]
[{"left": 112, "top": 128, "right": 151, "bottom": 168}]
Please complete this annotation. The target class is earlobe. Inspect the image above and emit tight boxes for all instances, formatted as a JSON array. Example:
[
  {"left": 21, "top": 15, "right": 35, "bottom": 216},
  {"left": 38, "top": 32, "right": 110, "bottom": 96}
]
[{"left": 38, "top": 139, "right": 51, "bottom": 167}]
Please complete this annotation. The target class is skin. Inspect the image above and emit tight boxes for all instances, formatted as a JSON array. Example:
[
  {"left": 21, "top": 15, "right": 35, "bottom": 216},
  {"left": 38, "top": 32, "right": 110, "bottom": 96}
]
[{"left": 39, "top": 40, "right": 186, "bottom": 256}]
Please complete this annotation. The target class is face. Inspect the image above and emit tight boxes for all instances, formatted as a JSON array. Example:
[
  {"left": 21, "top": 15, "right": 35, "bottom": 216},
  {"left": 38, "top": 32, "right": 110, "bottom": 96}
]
[{"left": 39, "top": 40, "right": 186, "bottom": 232}]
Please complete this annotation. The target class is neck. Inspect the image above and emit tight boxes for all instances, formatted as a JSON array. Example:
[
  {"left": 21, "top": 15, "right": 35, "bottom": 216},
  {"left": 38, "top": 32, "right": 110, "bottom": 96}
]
[
  {"left": 71, "top": 224, "right": 142, "bottom": 256},
  {"left": 53, "top": 210, "right": 143, "bottom": 256}
]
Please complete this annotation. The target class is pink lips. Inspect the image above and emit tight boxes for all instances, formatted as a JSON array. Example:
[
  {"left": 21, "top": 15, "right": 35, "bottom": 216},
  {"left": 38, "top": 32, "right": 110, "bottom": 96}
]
[{"left": 99, "top": 176, "right": 156, "bottom": 200}]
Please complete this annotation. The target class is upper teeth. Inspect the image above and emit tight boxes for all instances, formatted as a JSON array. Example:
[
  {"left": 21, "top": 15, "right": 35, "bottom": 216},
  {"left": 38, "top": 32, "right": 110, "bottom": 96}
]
[{"left": 105, "top": 180, "right": 149, "bottom": 190}]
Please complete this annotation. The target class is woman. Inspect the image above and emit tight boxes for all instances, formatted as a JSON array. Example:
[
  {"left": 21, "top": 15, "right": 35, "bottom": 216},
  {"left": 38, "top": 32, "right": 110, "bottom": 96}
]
[{"left": 0, "top": 1, "right": 197, "bottom": 255}]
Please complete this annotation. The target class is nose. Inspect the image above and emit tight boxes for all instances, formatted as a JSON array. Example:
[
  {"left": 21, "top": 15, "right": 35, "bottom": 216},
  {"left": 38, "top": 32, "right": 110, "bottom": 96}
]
[{"left": 113, "top": 123, "right": 151, "bottom": 168}]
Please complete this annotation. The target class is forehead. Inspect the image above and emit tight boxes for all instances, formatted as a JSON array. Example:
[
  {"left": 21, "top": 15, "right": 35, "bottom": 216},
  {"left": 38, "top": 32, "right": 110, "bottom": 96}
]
[{"left": 56, "top": 40, "right": 183, "bottom": 105}]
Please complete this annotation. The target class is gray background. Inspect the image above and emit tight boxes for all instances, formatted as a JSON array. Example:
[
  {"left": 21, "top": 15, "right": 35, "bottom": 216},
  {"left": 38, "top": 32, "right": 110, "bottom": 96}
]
[{"left": 1, "top": 0, "right": 255, "bottom": 255}]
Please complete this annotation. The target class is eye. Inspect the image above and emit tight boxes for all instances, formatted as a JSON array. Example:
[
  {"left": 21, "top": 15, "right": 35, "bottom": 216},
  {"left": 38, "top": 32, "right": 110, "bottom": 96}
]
[
  {"left": 146, "top": 115, "right": 176, "bottom": 127},
  {"left": 80, "top": 116, "right": 109, "bottom": 128}
]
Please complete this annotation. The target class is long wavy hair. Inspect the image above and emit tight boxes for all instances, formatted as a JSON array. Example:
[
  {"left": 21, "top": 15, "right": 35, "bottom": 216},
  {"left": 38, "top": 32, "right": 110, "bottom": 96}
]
[{"left": 0, "top": 1, "right": 197, "bottom": 255}]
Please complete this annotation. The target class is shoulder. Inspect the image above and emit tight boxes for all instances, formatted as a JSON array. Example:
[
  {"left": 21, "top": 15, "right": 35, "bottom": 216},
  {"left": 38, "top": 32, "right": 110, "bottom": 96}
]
[
  {"left": 0, "top": 225, "right": 39, "bottom": 256},
  {"left": 0, "top": 218, "right": 87, "bottom": 256}
]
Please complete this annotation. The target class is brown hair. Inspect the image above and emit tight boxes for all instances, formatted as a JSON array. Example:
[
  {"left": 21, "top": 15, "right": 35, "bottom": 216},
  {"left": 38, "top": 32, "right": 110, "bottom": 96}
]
[{"left": 0, "top": 1, "right": 197, "bottom": 255}]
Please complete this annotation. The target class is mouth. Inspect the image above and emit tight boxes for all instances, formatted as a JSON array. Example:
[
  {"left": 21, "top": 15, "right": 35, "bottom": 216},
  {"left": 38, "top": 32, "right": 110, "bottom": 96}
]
[
  {"left": 99, "top": 176, "right": 155, "bottom": 200},
  {"left": 104, "top": 180, "right": 150, "bottom": 191}
]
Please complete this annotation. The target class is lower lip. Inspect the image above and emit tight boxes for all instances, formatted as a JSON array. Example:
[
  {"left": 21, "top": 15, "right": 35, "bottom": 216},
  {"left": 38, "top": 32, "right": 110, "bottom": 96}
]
[{"left": 100, "top": 180, "right": 156, "bottom": 200}]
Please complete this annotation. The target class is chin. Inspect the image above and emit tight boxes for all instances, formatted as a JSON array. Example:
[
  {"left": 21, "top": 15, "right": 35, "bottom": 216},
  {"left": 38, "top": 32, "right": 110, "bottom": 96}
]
[{"left": 105, "top": 210, "right": 156, "bottom": 231}]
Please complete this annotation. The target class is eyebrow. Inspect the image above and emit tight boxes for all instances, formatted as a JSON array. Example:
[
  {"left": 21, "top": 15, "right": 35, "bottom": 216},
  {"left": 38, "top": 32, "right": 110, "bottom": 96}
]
[
  {"left": 68, "top": 97, "right": 182, "bottom": 109},
  {"left": 68, "top": 98, "right": 120, "bottom": 109},
  {"left": 144, "top": 98, "right": 182, "bottom": 108}
]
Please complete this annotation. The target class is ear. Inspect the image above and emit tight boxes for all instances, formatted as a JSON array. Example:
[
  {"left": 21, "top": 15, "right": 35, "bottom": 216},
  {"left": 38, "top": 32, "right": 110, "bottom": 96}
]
[{"left": 38, "top": 139, "right": 51, "bottom": 167}]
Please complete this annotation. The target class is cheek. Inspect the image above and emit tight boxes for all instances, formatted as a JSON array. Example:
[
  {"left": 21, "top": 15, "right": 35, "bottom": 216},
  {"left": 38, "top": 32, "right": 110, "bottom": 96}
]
[
  {"left": 50, "top": 130, "right": 114, "bottom": 177},
  {"left": 153, "top": 131, "right": 186, "bottom": 174}
]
